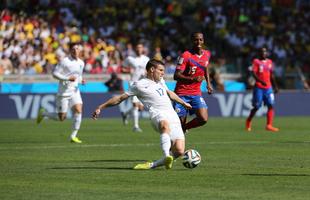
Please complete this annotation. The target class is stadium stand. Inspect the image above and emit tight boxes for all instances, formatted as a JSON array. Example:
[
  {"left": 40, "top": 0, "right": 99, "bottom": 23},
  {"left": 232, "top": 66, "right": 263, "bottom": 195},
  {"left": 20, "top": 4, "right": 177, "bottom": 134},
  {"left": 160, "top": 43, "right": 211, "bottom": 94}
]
[{"left": 0, "top": 0, "right": 309, "bottom": 90}]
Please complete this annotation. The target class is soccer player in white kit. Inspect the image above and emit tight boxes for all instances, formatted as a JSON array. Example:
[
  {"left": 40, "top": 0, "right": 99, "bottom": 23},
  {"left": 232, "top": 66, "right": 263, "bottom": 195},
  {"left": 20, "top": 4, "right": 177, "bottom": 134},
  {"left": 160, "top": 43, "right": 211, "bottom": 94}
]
[
  {"left": 37, "top": 43, "right": 85, "bottom": 144},
  {"left": 92, "top": 59, "right": 192, "bottom": 169},
  {"left": 122, "top": 43, "right": 150, "bottom": 132}
]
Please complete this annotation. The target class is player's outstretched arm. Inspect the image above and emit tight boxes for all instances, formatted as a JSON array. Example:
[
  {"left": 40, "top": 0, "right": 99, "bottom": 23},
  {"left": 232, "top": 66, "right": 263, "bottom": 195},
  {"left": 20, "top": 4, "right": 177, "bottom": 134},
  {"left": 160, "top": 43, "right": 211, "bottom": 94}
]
[
  {"left": 92, "top": 93, "right": 129, "bottom": 120},
  {"left": 166, "top": 90, "right": 192, "bottom": 110}
]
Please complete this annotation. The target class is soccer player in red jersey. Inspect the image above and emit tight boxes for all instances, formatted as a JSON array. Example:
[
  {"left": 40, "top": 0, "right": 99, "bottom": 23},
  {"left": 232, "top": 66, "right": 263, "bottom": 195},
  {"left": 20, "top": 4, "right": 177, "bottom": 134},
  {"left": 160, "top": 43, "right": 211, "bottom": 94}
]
[
  {"left": 246, "top": 47, "right": 279, "bottom": 132},
  {"left": 173, "top": 32, "right": 213, "bottom": 132}
]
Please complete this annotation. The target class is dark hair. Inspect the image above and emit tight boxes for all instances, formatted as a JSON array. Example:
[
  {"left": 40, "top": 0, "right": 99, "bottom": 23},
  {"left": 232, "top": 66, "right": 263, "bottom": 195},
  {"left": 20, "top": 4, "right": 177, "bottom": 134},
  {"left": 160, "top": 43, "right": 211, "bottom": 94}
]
[
  {"left": 146, "top": 59, "right": 165, "bottom": 71},
  {"left": 260, "top": 46, "right": 268, "bottom": 51},
  {"left": 258, "top": 47, "right": 268, "bottom": 54},
  {"left": 69, "top": 42, "right": 81, "bottom": 49},
  {"left": 191, "top": 31, "right": 204, "bottom": 39},
  {"left": 135, "top": 41, "right": 144, "bottom": 47}
]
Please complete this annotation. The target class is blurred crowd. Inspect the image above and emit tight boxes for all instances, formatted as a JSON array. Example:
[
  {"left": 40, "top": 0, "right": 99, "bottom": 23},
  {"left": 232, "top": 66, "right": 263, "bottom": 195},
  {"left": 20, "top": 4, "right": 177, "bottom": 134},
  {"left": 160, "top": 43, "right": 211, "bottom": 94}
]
[{"left": 0, "top": 0, "right": 309, "bottom": 89}]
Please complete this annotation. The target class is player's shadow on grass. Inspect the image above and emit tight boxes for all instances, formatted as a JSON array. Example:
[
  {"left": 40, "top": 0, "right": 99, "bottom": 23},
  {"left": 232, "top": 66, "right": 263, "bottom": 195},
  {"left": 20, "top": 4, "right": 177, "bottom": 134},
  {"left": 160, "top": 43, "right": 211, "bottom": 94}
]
[
  {"left": 48, "top": 159, "right": 151, "bottom": 170},
  {"left": 49, "top": 166, "right": 133, "bottom": 170},
  {"left": 84, "top": 159, "right": 146, "bottom": 163},
  {"left": 242, "top": 173, "right": 310, "bottom": 177},
  {"left": 49, "top": 166, "right": 189, "bottom": 171}
]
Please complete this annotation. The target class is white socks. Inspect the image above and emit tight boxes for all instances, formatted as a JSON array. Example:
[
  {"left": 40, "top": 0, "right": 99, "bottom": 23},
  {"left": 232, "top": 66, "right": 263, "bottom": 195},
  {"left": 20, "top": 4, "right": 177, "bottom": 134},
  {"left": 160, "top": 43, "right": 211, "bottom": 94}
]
[
  {"left": 151, "top": 133, "right": 171, "bottom": 168},
  {"left": 71, "top": 113, "right": 82, "bottom": 138},
  {"left": 70, "top": 130, "right": 78, "bottom": 139},
  {"left": 160, "top": 133, "right": 171, "bottom": 157},
  {"left": 151, "top": 157, "right": 165, "bottom": 168},
  {"left": 133, "top": 107, "right": 139, "bottom": 128},
  {"left": 43, "top": 111, "right": 82, "bottom": 139},
  {"left": 43, "top": 112, "right": 59, "bottom": 120},
  {"left": 72, "top": 113, "right": 82, "bottom": 130}
]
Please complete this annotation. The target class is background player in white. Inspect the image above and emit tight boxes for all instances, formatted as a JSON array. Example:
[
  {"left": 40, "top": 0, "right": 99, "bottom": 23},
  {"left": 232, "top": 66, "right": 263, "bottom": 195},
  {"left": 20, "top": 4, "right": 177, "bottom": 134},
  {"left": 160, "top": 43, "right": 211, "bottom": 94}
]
[
  {"left": 92, "top": 59, "right": 192, "bottom": 169},
  {"left": 37, "top": 43, "right": 85, "bottom": 144},
  {"left": 122, "top": 42, "right": 150, "bottom": 132}
]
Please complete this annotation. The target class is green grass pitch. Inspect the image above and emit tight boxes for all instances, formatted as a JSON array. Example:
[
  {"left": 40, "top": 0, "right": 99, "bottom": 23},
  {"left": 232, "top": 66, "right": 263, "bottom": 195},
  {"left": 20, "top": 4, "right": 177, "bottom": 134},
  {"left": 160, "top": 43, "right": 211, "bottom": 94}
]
[{"left": 0, "top": 117, "right": 310, "bottom": 200}]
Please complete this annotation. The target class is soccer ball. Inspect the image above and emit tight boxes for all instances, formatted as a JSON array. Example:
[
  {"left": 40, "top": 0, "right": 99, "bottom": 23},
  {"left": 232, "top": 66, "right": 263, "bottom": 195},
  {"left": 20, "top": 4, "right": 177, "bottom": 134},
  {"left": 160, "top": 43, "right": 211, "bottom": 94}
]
[{"left": 182, "top": 149, "right": 201, "bottom": 169}]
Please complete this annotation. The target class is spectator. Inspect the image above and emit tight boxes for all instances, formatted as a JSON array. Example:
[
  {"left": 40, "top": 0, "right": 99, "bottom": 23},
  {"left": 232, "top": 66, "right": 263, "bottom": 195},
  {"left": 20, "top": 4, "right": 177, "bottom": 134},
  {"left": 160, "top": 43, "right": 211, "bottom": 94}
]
[
  {"left": 105, "top": 72, "right": 124, "bottom": 93},
  {"left": 153, "top": 47, "right": 163, "bottom": 61},
  {"left": 0, "top": 55, "right": 13, "bottom": 75},
  {"left": 90, "top": 59, "right": 103, "bottom": 74},
  {"left": 106, "top": 50, "right": 121, "bottom": 74},
  {"left": 164, "top": 56, "right": 176, "bottom": 74},
  {"left": 209, "top": 58, "right": 225, "bottom": 92}
]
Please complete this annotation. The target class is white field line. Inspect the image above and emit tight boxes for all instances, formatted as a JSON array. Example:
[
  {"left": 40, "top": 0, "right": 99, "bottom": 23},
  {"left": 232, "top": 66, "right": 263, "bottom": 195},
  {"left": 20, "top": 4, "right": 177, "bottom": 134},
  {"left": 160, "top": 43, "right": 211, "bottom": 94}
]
[{"left": 0, "top": 141, "right": 273, "bottom": 150}]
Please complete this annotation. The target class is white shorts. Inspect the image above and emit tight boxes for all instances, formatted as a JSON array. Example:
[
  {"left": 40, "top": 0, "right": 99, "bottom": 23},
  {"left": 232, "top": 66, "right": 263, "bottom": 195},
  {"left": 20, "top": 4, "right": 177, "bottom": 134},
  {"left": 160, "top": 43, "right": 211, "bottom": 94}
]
[
  {"left": 56, "top": 90, "right": 83, "bottom": 113},
  {"left": 150, "top": 112, "right": 184, "bottom": 141}
]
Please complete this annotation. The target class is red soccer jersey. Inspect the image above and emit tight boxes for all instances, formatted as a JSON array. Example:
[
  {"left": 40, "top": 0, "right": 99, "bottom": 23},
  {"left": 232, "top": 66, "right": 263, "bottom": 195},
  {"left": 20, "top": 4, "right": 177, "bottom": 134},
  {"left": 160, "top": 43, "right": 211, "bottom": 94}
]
[
  {"left": 252, "top": 58, "right": 273, "bottom": 89},
  {"left": 174, "top": 50, "right": 211, "bottom": 96}
]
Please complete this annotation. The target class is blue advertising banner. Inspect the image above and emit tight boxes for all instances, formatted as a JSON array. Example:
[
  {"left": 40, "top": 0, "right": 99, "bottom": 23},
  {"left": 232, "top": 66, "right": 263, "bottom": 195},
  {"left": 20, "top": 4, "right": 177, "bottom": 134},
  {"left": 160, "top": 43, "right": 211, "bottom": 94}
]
[{"left": 0, "top": 92, "right": 309, "bottom": 119}]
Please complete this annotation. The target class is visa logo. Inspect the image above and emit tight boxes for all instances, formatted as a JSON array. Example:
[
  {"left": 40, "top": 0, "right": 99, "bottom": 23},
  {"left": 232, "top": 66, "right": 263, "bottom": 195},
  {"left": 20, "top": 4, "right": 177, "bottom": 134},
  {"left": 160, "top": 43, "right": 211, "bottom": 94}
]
[{"left": 213, "top": 93, "right": 267, "bottom": 117}]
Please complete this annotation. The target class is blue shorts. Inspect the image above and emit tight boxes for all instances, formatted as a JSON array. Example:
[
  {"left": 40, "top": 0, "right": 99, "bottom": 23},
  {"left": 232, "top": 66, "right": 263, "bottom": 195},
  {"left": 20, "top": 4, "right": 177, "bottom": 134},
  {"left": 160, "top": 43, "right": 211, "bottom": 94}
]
[
  {"left": 174, "top": 95, "right": 208, "bottom": 117},
  {"left": 252, "top": 87, "right": 275, "bottom": 109}
]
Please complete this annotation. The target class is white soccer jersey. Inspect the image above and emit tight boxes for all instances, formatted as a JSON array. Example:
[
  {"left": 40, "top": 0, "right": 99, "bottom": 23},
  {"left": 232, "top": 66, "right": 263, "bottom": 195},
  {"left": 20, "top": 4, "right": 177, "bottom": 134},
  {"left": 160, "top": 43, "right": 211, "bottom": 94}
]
[
  {"left": 126, "top": 78, "right": 179, "bottom": 123},
  {"left": 123, "top": 55, "right": 149, "bottom": 82},
  {"left": 53, "top": 56, "right": 84, "bottom": 96}
]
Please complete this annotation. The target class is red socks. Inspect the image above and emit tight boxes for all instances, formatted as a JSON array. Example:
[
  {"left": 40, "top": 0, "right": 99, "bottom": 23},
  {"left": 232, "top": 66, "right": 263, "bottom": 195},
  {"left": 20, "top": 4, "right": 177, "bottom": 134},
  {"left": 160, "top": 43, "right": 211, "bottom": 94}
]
[{"left": 267, "top": 108, "right": 274, "bottom": 126}]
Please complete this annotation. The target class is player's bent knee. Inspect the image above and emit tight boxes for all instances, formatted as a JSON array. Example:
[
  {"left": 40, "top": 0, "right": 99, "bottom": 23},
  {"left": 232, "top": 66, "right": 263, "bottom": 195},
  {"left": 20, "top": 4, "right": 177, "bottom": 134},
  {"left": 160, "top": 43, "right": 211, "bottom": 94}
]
[
  {"left": 199, "top": 116, "right": 208, "bottom": 124},
  {"left": 74, "top": 110, "right": 82, "bottom": 115},
  {"left": 172, "top": 140, "right": 185, "bottom": 158},
  {"left": 58, "top": 113, "right": 66, "bottom": 121},
  {"left": 72, "top": 106, "right": 83, "bottom": 114},
  {"left": 59, "top": 116, "right": 66, "bottom": 121},
  {"left": 252, "top": 106, "right": 260, "bottom": 111},
  {"left": 161, "top": 126, "right": 170, "bottom": 133},
  {"left": 159, "top": 121, "right": 170, "bottom": 133},
  {"left": 252, "top": 103, "right": 261, "bottom": 110},
  {"left": 202, "top": 117, "right": 208, "bottom": 123},
  {"left": 197, "top": 111, "right": 208, "bottom": 124},
  {"left": 174, "top": 149, "right": 185, "bottom": 158},
  {"left": 267, "top": 105, "right": 274, "bottom": 109}
]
